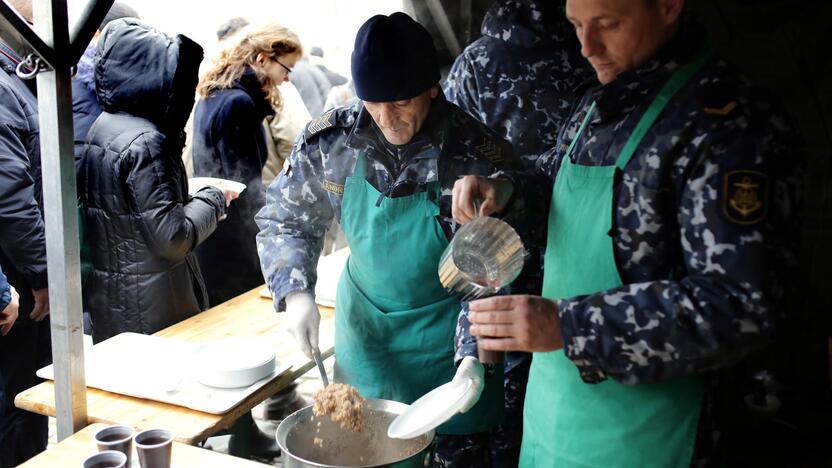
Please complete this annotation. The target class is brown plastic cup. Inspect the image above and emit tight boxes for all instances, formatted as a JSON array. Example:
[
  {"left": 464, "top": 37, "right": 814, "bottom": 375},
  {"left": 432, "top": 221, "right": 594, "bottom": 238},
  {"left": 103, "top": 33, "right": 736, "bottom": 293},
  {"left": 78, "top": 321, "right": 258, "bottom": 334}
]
[
  {"left": 93, "top": 425, "right": 133, "bottom": 466},
  {"left": 82, "top": 450, "right": 127, "bottom": 468},
  {"left": 135, "top": 428, "right": 173, "bottom": 468}
]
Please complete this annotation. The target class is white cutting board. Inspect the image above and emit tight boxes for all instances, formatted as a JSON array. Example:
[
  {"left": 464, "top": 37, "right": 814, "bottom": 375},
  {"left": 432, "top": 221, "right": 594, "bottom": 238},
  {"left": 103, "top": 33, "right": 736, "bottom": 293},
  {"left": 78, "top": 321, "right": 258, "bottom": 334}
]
[{"left": 36, "top": 333, "right": 291, "bottom": 414}]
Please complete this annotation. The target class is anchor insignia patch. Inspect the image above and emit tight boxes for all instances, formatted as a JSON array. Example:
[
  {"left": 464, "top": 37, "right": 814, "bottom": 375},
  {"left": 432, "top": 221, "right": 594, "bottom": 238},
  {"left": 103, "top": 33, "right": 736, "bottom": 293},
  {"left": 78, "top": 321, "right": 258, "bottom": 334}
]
[{"left": 723, "top": 170, "right": 768, "bottom": 225}]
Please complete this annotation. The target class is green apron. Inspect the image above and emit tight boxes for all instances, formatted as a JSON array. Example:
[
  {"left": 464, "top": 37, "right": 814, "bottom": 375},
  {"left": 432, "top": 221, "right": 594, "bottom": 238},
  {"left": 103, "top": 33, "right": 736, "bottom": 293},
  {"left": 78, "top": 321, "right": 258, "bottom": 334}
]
[
  {"left": 335, "top": 152, "right": 503, "bottom": 435},
  {"left": 520, "top": 50, "right": 712, "bottom": 468}
]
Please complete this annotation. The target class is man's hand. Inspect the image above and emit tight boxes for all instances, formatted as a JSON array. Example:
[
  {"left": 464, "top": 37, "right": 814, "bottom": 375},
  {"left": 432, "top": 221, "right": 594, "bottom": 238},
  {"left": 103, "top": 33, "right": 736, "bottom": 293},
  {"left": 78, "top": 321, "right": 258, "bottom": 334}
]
[
  {"left": 1, "top": 286, "right": 19, "bottom": 336},
  {"left": 469, "top": 295, "right": 563, "bottom": 353},
  {"left": 285, "top": 291, "right": 320, "bottom": 359},
  {"left": 30, "top": 287, "right": 49, "bottom": 321},
  {"left": 451, "top": 176, "right": 514, "bottom": 224}
]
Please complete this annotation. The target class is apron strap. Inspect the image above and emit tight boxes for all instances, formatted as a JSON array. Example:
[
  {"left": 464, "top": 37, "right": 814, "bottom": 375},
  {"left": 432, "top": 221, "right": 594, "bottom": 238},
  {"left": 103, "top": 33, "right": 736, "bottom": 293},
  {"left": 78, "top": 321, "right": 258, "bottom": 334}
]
[
  {"left": 564, "top": 101, "right": 597, "bottom": 162},
  {"left": 614, "top": 46, "right": 714, "bottom": 170},
  {"left": 354, "top": 150, "right": 367, "bottom": 179}
]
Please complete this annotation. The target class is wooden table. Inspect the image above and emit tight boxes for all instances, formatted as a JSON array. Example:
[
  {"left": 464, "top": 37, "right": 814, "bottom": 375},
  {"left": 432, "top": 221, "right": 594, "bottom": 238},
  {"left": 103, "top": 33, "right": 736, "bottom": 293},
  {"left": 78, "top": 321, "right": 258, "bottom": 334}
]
[
  {"left": 15, "top": 286, "right": 336, "bottom": 445},
  {"left": 19, "top": 423, "right": 270, "bottom": 467}
]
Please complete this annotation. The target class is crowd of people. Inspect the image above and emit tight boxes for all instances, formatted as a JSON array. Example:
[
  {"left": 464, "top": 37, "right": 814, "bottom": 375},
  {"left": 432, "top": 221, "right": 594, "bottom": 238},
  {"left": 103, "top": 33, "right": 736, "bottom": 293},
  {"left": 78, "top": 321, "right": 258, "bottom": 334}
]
[{"left": 0, "top": 0, "right": 808, "bottom": 466}]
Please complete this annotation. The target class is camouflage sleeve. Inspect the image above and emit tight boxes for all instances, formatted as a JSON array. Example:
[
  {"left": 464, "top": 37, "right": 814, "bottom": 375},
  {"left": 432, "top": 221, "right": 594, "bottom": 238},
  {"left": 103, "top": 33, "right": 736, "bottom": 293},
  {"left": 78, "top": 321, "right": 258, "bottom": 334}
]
[
  {"left": 558, "top": 114, "right": 801, "bottom": 385},
  {"left": 443, "top": 50, "right": 482, "bottom": 121},
  {"left": 255, "top": 134, "right": 334, "bottom": 311},
  {"left": 455, "top": 301, "right": 478, "bottom": 365}
]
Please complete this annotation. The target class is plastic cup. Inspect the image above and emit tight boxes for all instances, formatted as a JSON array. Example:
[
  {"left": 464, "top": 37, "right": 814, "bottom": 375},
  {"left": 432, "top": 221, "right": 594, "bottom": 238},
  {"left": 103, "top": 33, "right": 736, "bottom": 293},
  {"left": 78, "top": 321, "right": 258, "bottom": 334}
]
[
  {"left": 93, "top": 425, "right": 133, "bottom": 465},
  {"left": 135, "top": 428, "right": 173, "bottom": 468},
  {"left": 82, "top": 450, "right": 127, "bottom": 468}
]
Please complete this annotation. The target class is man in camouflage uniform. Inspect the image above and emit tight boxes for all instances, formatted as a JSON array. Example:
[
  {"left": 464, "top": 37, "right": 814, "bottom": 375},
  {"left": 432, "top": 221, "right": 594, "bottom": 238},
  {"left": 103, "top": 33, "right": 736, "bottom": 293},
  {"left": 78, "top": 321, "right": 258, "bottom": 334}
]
[
  {"left": 444, "top": 1, "right": 592, "bottom": 465},
  {"left": 256, "top": 12, "right": 521, "bottom": 467},
  {"left": 452, "top": 0, "right": 801, "bottom": 466}
]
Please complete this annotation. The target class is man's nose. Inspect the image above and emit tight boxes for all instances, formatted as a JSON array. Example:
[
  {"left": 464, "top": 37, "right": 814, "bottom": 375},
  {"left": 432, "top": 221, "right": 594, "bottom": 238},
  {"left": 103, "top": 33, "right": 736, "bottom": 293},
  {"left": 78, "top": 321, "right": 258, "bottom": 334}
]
[
  {"left": 377, "top": 104, "right": 397, "bottom": 127},
  {"left": 578, "top": 25, "right": 603, "bottom": 59}
]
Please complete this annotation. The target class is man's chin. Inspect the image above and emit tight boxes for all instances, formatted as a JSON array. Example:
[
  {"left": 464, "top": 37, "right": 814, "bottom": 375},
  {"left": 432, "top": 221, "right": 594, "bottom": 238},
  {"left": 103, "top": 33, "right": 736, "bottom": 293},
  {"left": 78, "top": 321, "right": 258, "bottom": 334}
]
[{"left": 382, "top": 132, "right": 412, "bottom": 146}]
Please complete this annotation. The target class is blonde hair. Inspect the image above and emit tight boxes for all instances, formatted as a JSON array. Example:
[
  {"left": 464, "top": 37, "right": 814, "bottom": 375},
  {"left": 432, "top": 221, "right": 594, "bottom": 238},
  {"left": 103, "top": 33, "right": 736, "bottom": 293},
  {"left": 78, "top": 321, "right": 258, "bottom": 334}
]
[{"left": 197, "top": 23, "right": 302, "bottom": 110}]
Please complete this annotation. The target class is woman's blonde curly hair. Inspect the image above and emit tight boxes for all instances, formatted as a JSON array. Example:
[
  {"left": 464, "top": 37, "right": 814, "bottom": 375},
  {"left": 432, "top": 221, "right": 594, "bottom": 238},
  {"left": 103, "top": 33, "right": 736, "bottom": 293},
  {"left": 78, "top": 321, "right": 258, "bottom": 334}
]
[{"left": 197, "top": 23, "right": 302, "bottom": 110}]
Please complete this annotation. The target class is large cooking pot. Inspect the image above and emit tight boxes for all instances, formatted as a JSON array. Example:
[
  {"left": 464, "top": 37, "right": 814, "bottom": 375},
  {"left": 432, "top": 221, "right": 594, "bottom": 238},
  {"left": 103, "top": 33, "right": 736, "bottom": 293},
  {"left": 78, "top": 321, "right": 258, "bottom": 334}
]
[{"left": 276, "top": 399, "right": 435, "bottom": 468}]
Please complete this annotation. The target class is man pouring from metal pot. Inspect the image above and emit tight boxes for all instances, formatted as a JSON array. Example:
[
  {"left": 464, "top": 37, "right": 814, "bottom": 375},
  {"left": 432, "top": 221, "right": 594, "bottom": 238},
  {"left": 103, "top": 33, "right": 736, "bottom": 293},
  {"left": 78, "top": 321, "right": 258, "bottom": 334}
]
[
  {"left": 452, "top": 0, "right": 801, "bottom": 466},
  {"left": 256, "top": 12, "right": 522, "bottom": 466}
]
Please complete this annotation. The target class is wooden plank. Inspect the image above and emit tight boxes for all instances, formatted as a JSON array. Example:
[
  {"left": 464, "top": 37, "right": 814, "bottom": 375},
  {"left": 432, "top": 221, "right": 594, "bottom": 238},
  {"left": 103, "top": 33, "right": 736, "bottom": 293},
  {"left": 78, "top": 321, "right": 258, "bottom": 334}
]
[
  {"left": 18, "top": 423, "right": 270, "bottom": 467},
  {"left": 15, "top": 286, "right": 336, "bottom": 444}
]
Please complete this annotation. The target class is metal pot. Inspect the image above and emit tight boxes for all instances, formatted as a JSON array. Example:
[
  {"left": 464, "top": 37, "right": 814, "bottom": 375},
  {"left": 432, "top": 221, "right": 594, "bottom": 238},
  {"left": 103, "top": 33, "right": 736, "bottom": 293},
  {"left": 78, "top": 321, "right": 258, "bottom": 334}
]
[{"left": 276, "top": 399, "right": 435, "bottom": 468}]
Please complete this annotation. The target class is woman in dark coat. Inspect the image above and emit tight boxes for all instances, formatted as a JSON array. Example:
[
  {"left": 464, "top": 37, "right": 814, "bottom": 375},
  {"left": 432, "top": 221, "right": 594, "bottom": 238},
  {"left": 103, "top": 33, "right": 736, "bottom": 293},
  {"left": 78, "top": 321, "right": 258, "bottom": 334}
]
[
  {"left": 192, "top": 23, "right": 302, "bottom": 306},
  {"left": 81, "top": 19, "right": 233, "bottom": 343}
]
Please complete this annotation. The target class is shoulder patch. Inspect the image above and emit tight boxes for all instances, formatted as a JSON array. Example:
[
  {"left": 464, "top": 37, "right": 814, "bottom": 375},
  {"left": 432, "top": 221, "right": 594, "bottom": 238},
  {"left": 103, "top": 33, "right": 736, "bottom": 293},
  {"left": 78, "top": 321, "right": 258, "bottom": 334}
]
[
  {"left": 722, "top": 170, "right": 769, "bottom": 225},
  {"left": 306, "top": 110, "right": 336, "bottom": 137}
]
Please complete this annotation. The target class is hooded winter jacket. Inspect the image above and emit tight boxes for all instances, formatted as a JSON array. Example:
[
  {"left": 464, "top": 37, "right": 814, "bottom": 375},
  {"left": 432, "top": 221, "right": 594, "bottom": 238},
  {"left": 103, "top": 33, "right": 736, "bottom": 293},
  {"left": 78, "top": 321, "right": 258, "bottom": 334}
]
[{"left": 81, "top": 19, "right": 226, "bottom": 343}]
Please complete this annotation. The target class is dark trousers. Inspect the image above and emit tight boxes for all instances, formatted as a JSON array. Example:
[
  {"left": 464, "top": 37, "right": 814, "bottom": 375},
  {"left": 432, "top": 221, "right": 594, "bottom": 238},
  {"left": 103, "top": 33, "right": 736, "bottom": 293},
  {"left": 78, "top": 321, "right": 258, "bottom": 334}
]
[
  {"left": 490, "top": 356, "right": 531, "bottom": 468},
  {"left": 0, "top": 318, "right": 51, "bottom": 467},
  {"left": 434, "top": 431, "right": 492, "bottom": 467}
]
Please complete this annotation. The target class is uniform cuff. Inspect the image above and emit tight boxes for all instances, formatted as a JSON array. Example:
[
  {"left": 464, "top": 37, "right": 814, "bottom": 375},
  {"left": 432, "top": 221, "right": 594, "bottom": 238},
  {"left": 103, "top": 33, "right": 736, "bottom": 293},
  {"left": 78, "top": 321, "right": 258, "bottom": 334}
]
[{"left": 557, "top": 298, "right": 608, "bottom": 384}]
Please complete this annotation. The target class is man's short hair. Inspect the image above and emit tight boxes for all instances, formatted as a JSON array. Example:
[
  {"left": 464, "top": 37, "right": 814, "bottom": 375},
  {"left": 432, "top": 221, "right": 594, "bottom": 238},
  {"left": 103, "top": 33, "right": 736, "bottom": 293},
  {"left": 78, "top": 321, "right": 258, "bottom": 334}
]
[
  {"left": 100, "top": 2, "right": 139, "bottom": 31},
  {"left": 216, "top": 17, "right": 250, "bottom": 41}
]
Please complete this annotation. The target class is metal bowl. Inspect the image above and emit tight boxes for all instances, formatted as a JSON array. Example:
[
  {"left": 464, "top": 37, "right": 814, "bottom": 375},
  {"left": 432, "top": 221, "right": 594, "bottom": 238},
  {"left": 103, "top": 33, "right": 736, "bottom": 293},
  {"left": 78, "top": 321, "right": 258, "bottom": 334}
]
[{"left": 276, "top": 399, "right": 435, "bottom": 468}]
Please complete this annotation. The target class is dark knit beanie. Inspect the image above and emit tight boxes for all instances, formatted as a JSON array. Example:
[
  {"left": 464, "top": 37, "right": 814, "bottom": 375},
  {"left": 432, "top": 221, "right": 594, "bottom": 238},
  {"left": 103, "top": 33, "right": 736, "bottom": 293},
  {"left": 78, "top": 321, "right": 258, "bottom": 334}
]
[{"left": 351, "top": 12, "right": 440, "bottom": 102}]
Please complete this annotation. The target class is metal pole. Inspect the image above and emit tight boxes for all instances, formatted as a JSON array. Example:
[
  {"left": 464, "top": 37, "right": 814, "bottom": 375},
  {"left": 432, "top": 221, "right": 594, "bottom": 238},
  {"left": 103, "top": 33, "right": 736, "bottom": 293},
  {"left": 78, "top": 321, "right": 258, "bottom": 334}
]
[
  {"left": 33, "top": 0, "right": 87, "bottom": 440},
  {"left": 67, "top": 0, "right": 112, "bottom": 63},
  {"left": 425, "top": 0, "right": 462, "bottom": 57},
  {"left": 460, "top": 0, "right": 472, "bottom": 46},
  {"left": 0, "top": 0, "right": 57, "bottom": 68}
]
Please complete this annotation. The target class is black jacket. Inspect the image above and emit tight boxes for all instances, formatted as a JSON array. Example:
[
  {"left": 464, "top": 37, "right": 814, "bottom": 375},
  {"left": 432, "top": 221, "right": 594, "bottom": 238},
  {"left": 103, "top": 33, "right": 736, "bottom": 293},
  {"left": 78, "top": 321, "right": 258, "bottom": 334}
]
[
  {"left": 192, "top": 68, "right": 274, "bottom": 306},
  {"left": 0, "top": 42, "right": 47, "bottom": 316},
  {"left": 81, "top": 19, "right": 226, "bottom": 343}
]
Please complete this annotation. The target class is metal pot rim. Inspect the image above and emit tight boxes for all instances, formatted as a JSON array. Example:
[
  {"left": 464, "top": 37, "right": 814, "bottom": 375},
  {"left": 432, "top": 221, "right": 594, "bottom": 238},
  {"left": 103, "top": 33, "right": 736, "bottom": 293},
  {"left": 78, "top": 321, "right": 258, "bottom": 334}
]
[{"left": 275, "top": 398, "right": 435, "bottom": 468}]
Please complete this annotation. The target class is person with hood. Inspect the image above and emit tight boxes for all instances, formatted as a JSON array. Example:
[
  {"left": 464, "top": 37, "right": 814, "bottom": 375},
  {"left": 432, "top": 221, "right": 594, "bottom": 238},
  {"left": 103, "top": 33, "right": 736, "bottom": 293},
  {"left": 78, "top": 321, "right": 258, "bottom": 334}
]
[
  {"left": 257, "top": 12, "right": 521, "bottom": 466},
  {"left": 452, "top": 0, "right": 801, "bottom": 466},
  {"left": 0, "top": 1, "right": 51, "bottom": 464},
  {"left": 443, "top": 1, "right": 593, "bottom": 465},
  {"left": 191, "top": 23, "right": 303, "bottom": 308},
  {"left": 71, "top": 1, "right": 140, "bottom": 167},
  {"left": 80, "top": 18, "right": 234, "bottom": 343}
]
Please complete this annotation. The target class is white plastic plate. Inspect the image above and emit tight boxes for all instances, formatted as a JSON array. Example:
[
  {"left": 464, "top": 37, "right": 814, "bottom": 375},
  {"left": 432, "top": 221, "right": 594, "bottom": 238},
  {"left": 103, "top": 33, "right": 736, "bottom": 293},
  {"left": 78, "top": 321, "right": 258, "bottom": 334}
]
[{"left": 387, "top": 378, "right": 473, "bottom": 439}]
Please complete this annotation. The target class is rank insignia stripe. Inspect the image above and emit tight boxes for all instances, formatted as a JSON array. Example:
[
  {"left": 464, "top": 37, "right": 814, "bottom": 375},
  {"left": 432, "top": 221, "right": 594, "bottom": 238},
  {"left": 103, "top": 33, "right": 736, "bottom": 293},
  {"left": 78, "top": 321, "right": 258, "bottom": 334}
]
[
  {"left": 722, "top": 169, "right": 769, "bottom": 225},
  {"left": 306, "top": 110, "right": 336, "bottom": 137},
  {"left": 474, "top": 138, "right": 503, "bottom": 164},
  {"left": 322, "top": 179, "right": 344, "bottom": 195},
  {"left": 704, "top": 100, "right": 737, "bottom": 116}
]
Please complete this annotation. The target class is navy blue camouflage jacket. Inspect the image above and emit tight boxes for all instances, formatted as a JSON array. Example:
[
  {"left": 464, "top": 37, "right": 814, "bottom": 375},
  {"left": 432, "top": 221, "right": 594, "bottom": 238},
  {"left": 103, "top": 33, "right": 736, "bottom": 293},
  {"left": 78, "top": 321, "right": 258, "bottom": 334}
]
[
  {"left": 457, "top": 25, "right": 801, "bottom": 387},
  {"left": 256, "top": 93, "right": 519, "bottom": 310},
  {"left": 444, "top": 0, "right": 592, "bottom": 168}
]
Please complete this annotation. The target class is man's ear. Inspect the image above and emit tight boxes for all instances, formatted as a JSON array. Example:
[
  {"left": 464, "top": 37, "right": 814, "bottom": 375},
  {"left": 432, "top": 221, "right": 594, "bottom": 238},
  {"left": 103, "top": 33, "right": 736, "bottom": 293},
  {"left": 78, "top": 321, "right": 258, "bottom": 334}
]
[
  {"left": 660, "top": 0, "right": 685, "bottom": 25},
  {"left": 430, "top": 85, "right": 440, "bottom": 99}
]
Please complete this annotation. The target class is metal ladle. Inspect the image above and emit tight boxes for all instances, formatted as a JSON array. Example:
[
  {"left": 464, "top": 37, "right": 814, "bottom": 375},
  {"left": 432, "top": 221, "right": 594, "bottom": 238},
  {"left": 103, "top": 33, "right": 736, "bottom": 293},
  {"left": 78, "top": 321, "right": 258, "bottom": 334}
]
[{"left": 312, "top": 347, "right": 329, "bottom": 387}]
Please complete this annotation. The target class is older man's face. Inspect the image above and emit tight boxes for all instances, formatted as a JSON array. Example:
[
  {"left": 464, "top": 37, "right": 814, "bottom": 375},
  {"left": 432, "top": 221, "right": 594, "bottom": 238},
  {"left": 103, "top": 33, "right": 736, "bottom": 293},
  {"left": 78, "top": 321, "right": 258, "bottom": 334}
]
[
  {"left": 566, "top": 0, "right": 684, "bottom": 85},
  {"left": 364, "top": 86, "right": 438, "bottom": 146}
]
